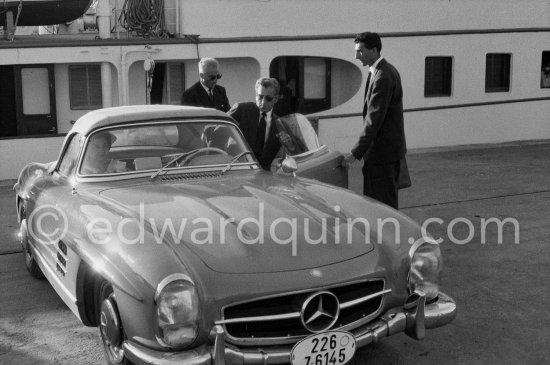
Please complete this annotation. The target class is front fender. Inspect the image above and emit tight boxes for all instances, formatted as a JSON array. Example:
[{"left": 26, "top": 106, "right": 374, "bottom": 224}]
[
  {"left": 14, "top": 162, "right": 55, "bottom": 220},
  {"left": 69, "top": 198, "right": 203, "bottom": 348}
]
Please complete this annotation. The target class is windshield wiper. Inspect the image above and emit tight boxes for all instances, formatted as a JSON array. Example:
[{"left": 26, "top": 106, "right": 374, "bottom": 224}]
[
  {"left": 221, "top": 151, "right": 256, "bottom": 174},
  {"left": 150, "top": 149, "right": 200, "bottom": 180}
]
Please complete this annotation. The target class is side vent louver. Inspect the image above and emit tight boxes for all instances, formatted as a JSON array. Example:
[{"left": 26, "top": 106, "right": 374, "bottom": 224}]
[{"left": 56, "top": 241, "right": 68, "bottom": 277}]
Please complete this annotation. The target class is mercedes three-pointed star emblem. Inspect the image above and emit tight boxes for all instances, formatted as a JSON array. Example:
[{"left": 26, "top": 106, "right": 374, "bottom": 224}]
[{"left": 300, "top": 291, "right": 340, "bottom": 333}]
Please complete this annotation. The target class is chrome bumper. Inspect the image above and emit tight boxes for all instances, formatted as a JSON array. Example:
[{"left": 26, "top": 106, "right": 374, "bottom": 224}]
[{"left": 124, "top": 291, "right": 456, "bottom": 365}]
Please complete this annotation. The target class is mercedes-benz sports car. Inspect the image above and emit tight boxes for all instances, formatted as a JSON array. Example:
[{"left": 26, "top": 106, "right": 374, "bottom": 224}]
[{"left": 14, "top": 105, "right": 456, "bottom": 365}]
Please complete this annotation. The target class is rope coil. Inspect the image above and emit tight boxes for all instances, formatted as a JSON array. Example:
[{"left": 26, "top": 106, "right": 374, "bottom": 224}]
[{"left": 118, "top": 0, "right": 168, "bottom": 38}]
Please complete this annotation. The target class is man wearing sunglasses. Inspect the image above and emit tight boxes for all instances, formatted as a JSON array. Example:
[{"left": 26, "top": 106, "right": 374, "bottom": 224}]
[
  {"left": 228, "top": 77, "right": 295, "bottom": 170},
  {"left": 181, "top": 57, "right": 230, "bottom": 112}
]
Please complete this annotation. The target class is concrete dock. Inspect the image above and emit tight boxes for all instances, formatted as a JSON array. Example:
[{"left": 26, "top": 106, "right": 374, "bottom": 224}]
[{"left": 1, "top": 141, "right": 549, "bottom": 364}]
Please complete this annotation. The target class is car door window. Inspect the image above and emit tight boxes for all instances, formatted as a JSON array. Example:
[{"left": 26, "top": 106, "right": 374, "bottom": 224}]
[
  {"left": 276, "top": 113, "right": 321, "bottom": 156},
  {"left": 58, "top": 133, "right": 83, "bottom": 176}
]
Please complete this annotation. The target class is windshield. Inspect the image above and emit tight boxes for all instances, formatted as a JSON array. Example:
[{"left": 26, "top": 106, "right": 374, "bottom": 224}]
[{"left": 79, "top": 121, "right": 254, "bottom": 175}]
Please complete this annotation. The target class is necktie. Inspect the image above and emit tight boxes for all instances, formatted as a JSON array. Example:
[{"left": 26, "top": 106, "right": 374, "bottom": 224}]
[
  {"left": 363, "top": 72, "right": 372, "bottom": 118},
  {"left": 208, "top": 88, "right": 214, "bottom": 103},
  {"left": 256, "top": 112, "right": 267, "bottom": 153},
  {"left": 364, "top": 72, "right": 372, "bottom": 102}
]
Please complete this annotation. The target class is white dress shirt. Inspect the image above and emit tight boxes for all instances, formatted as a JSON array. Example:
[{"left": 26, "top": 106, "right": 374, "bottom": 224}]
[
  {"left": 201, "top": 83, "right": 213, "bottom": 96},
  {"left": 369, "top": 56, "right": 384, "bottom": 75}
]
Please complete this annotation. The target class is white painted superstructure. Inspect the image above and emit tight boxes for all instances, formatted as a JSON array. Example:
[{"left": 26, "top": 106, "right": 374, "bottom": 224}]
[{"left": 1, "top": 0, "right": 549, "bottom": 180}]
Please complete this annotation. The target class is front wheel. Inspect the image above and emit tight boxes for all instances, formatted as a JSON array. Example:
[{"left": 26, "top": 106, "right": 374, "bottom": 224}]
[{"left": 96, "top": 281, "right": 133, "bottom": 365}]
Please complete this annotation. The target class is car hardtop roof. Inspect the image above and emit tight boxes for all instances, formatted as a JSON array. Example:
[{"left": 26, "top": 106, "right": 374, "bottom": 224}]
[{"left": 71, "top": 105, "right": 233, "bottom": 136}]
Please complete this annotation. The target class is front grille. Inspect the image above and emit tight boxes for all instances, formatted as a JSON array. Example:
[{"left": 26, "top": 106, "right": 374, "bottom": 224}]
[{"left": 220, "top": 280, "right": 388, "bottom": 345}]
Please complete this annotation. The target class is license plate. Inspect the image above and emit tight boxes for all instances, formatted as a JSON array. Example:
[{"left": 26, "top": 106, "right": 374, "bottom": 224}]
[{"left": 291, "top": 331, "right": 356, "bottom": 365}]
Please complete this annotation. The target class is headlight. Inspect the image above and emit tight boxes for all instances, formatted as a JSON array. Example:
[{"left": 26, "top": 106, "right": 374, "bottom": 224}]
[
  {"left": 154, "top": 274, "right": 199, "bottom": 349},
  {"left": 408, "top": 237, "right": 442, "bottom": 302}
]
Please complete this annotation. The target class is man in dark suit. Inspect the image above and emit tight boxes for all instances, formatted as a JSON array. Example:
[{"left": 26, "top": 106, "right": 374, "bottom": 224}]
[
  {"left": 343, "top": 32, "right": 407, "bottom": 209},
  {"left": 181, "top": 57, "right": 230, "bottom": 112},
  {"left": 228, "top": 77, "right": 294, "bottom": 170}
]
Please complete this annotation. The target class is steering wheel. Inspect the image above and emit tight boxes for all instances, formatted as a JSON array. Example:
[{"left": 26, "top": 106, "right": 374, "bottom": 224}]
[{"left": 179, "top": 147, "right": 228, "bottom": 166}]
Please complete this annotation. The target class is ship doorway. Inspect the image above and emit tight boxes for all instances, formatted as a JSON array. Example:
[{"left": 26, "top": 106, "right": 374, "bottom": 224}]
[
  {"left": 149, "top": 62, "right": 185, "bottom": 105},
  {"left": 0, "top": 65, "right": 17, "bottom": 137},
  {"left": 14, "top": 64, "right": 57, "bottom": 135},
  {"left": 270, "top": 56, "right": 331, "bottom": 116}
]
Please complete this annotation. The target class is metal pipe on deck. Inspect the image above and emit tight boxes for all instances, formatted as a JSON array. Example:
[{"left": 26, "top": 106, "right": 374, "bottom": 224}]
[
  {"left": 96, "top": 0, "right": 111, "bottom": 39},
  {"left": 101, "top": 63, "right": 112, "bottom": 107},
  {"left": 97, "top": 0, "right": 112, "bottom": 107}
]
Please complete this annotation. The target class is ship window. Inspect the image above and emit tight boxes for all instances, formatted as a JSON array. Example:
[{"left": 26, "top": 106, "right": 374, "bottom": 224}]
[
  {"left": 424, "top": 57, "right": 452, "bottom": 97},
  {"left": 21, "top": 68, "right": 51, "bottom": 114},
  {"left": 270, "top": 56, "right": 361, "bottom": 116},
  {"left": 541, "top": 51, "right": 550, "bottom": 89},
  {"left": 69, "top": 65, "right": 102, "bottom": 110},
  {"left": 485, "top": 54, "right": 511, "bottom": 93}
]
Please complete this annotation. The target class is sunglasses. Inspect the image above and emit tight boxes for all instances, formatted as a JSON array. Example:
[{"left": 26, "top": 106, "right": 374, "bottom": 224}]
[
  {"left": 256, "top": 94, "right": 275, "bottom": 102},
  {"left": 205, "top": 74, "right": 222, "bottom": 81}
]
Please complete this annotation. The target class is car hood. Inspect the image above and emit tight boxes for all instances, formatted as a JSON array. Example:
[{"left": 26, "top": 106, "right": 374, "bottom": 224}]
[{"left": 98, "top": 172, "right": 378, "bottom": 274}]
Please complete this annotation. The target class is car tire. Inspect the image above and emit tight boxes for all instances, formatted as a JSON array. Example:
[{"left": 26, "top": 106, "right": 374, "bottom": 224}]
[
  {"left": 96, "top": 280, "right": 134, "bottom": 365},
  {"left": 24, "top": 248, "right": 45, "bottom": 279},
  {"left": 21, "top": 219, "right": 45, "bottom": 279}
]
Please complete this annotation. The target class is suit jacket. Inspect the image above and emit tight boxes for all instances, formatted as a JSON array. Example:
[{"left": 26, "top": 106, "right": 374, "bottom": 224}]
[
  {"left": 228, "top": 102, "right": 281, "bottom": 170},
  {"left": 181, "top": 81, "right": 230, "bottom": 112},
  {"left": 351, "top": 59, "right": 406, "bottom": 164}
]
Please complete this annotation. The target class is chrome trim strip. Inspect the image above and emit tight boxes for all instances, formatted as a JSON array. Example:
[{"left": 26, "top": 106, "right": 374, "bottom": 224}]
[
  {"left": 215, "top": 311, "right": 300, "bottom": 325},
  {"left": 154, "top": 273, "right": 194, "bottom": 301},
  {"left": 339, "top": 288, "right": 392, "bottom": 309}
]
